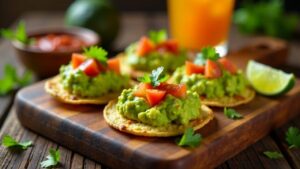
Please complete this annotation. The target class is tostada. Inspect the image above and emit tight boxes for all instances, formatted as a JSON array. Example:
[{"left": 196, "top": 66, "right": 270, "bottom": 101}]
[
  {"left": 120, "top": 29, "right": 188, "bottom": 78},
  {"left": 104, "top": 67, "right": 213, "bottom": 137},
  {"left": 171, "top": 47, "right": 255, "bottom": 107},
  {"left": 45, "top": 46, "right": 130, "bottom": 104}
]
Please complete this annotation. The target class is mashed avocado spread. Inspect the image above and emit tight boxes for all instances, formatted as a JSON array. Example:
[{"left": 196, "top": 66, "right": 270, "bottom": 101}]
[
  {"left": 60, "top": 65, "right": 129, "bottom": 97},
  {"left": 116, "top": 88, "right": 202, "bottom": 127},
  {"left": 172, "top": 67, "right": 248, "bottom": 99},
  {"left": 125, "top": 43, "right": 187, "bottom": 72}
]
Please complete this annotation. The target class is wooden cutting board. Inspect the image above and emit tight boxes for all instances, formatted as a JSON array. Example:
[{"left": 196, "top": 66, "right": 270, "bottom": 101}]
[{"left": 15, "top": 38, "right": 300, "bottom": 169}]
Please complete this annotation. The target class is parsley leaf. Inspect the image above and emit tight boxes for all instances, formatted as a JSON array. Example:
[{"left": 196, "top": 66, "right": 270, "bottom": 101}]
[
  {"left": 194, "top": 47, "right": 220, "bottom": 65},
  {"left": 138, "top": 67, "right": 169, "bottom": 87},
  {"left": 2, "top": 135, "right": 32, "bottom": 150},
  {"left": 224, "top": 107, "right": 243, "bottom": 120},
  {"left": 0, "top": 21, "right": 34, "bottom": 45},
  {"left": 263, "top": 151, "right": 283, "bottom": 159},
  {"left": 148, "top": 29, "right": 167, "bottom": 44},
  {"left": 234, "top": 0, "right": 299, "bottom": 39},
  {"left": 177, "top": 128, "right": 202, "bottom": 148},
  {"left": 285, "top": 126, "right": 300, "bottom": 149},
  {"left": 41, "top": 148, "right": 60, "bottom": 168},
  {"left": 83, "top": 46, "right": 108, "bottom": 64},
  {"left": 0, "top": 64, "right": 33, "bottom": 96}
]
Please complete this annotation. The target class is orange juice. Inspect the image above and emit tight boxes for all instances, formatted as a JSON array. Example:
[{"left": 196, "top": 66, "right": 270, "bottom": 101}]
[{"left": 168, "top": 0, "right": 234, "bottom": 52}]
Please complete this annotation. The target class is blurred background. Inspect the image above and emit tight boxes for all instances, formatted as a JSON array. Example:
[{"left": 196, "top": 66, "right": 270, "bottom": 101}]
[{"left": 0, "top": 0, "right": 299, "bottom": 28}]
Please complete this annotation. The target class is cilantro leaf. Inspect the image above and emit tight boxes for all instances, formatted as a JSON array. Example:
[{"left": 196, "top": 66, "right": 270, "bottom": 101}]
[
  {"left": 83, "top": 46, "right": 108, "bottom": 64},
  {"left": 263, "top": 151, "right": 283, "bottom": 159},
  {"left": 0, "top": 21, "right": 34, "bottom": 45},
  {"left": 285, "top": 126, "right": 300, "bottom": 149},
  {"left": 0, "top": 64, "right": 33, "bottom": 96},
  {"left": 41, "top": 148, "right": 60, "bottom": 168},
  {"left": 194, "top": 47, "right": 220, "bottom": 65},
  {"left": 224, "top": 107, "right": 243, "bottom": 120},
  {"left": 148, "top": 29, "right": 167, "bottom": 44},
  {"left": 137, "top": 67, "right": 169, "bottom": 87},
  {"left": 177, "top": 128, "right": 202, "bottom": 148},
  {"left": 2, "top": 135, "right": 32, "bottom": 150}
]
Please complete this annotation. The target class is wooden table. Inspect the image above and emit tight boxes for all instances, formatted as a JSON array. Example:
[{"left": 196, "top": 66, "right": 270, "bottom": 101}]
[{"left": 0, "top": 12, "right": 300, "bottom": 169}]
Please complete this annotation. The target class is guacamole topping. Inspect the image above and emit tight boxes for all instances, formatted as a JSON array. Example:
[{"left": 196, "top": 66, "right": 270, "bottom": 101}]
[
  {"left": 172, "top": 67, "right": 248, "bottom": 99},
  {"left": 125, "top": 43, "right": 187, "bottom": 72},
  {"left": 60, "top": 65, "right": 129, "bottom": 97},
  {"left": 116, "top": 88, "right": 202, "bottom": 127}
]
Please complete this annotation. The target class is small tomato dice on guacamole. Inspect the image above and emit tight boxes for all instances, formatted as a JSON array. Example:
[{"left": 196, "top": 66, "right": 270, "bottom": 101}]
[
  {"left": 72, "top": 53, "right": 86, "bottom": 69},
  {"left": 134, "top": 83, "right": 153, "bottom": 98},
  {"left": 205, "top": 60, "right": 222, "bottom": 78},
  {"left": 185, "top": 61, "right": 205, "bottom": 75},
  {"left": 107, "top": 58, "right": 120, "bottom": 74},
  {"left": 79, "top": 59, "right": 100, "bottom": 77},
  {"left": 136, "top": 36, "right": 155, "bottom": 56},
  {"left": 145, "top": 89, "right": 166, "bottom": 106},
  {"left": 218, "top": 58, "right": 237, "bottom": 74},
  {"left": 157, "top": 83, "right": 187, "bottom": 98}
]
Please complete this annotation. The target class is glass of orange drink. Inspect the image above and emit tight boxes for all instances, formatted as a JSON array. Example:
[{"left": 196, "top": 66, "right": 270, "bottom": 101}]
[{"left": 168, "top": 0, "right": 235, "bottom": 56}]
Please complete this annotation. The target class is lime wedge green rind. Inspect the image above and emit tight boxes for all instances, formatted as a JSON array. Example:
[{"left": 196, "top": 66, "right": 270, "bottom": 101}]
[{"left": 246, "top": 60, "right": 295, "bottom": 96}]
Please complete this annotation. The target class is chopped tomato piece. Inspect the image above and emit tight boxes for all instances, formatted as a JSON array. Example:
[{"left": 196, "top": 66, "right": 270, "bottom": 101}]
[
  {"left": 145, "top": 89, "right": 166, "bottom": 106},
  {"left": 218, "top": 58, "right": 237, "bottom": 74},
  {"left": 134, "top": 83, "right": 153, "bottom": 98},
  {"left": 185, "top": 61, "right": 205, "bottom": 75},
  {"left": 71, "top": 53, "right": 86, "bottom": 69},
  {"left": 136, "top": 36, "right": 154, "bottom": 56},
  {"left": 205, "top": 60, "right": 222, "bottom": 78},
  {"left": 107, "top": 57, "right": 120, "bottom": 74},
  {"left": 156, "top": 39, "right": 179, "bottom": 54},
  {"left": 79, "top": 59, "right": 100, "bottom": 77},
  {"left": 157, "top": 83, "right": 187, "bottom": 98}
]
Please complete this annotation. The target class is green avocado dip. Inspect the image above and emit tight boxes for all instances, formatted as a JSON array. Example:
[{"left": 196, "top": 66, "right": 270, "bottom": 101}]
[
  {"left": 60, "top": 65, "right": 129, "bottom": 97},
  {"left": 125, "top": 43, "right": 187, "bottom": 72},
  {"left": 116, "top": 88, "right": 202, "bottom": 127},
  {"left": 172, "top": 67, "right": 249, "bottom": 99}
]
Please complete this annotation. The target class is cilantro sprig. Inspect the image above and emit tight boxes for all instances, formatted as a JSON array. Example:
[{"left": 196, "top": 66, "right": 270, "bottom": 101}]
[
  {"left": 0, "top": 21, "right": 34, "bottom": 45},
  {"left": 83, "top": 46, "right": 108, "bottom": 65},
  {"left": 194, "top": 47, "right": 220, "bottom": 65},
  {"left": 2, "top": 135, "right": 32, "bottom": 150},
  {"left": 0, "top": 64, "right": 33, "bottom": 96},
  {"left": 263, "top": 151, "right": 283, "bottom": 159},
  {"left": 41, "top": 148, "right": 60, "bottom": 168},
  {"left": 234, "top": 0, "right": 299, "bottom": 39},
  {"left": 224, "top": 107, "right": 243, "bottom": 120},
  {"left": 148, "top": 29, "right": 167, "bottom": 44},
  {"left": 285, "top": 126, "right": 300, "bottom": 149},
  {"left": 137, "top": 67, "right": 169, "bottom": 87},
  {"left": 177, "top": 128, "right": 202, "bottom": 148}
]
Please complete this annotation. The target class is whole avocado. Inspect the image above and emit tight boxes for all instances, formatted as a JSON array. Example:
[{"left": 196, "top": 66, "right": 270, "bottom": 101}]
[{"left": 65, "top": 0, "right": 120, "bottom": 48}]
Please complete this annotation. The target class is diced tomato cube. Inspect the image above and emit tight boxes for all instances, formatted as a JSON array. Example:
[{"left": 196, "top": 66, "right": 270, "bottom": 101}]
[
  {"left": 136, "top": 36, "right": 154, "bottom": 56},
  {"left": 145, "top": 89, "right": 166, "bottom": 106},
  {"left": 71, "top": 53, "right": 86, "bottom": 69},
  {"left": 156, "top": 39, "right": 179, "bottom": 54},
  {"left": 157, "top": 83, "right": 187, "bottom": 98},
  {"left": 79, "top": 59, "right": 100, "bottom": 77},
  {"left": 185, "top": 61, "right": 205, "bottom": 75},
  {"left": 107, "top": 57, "right": 120, "bottom": 74},
  {"left": 205, "top": 60, "right": 222, "bottom": 78},
  {"left": 218, "top": 58, "right": 237, "bottom": 74},
  {"left": 134, "top": 83, "right": 153, "bottom": 98}
]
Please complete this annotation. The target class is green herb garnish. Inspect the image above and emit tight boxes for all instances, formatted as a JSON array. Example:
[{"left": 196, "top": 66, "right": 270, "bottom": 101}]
[
  {"left": 83, "top": 46, "right": 108, "bottom": 64},
  {"left": 224, "top": 107, "right": 243, "bottom": 120},
  {"left": 194, "top": 47, "right": 220, "bottom": 65},
  {"left": 177, "top": 128, "right": 202, "bottom": 148},
  {"left": 234, "top": 0, "right": 299, "bottom": 39},
  {"left": 2, "top": 135, "right": 32, "bottom": 150},
  {"left": 0, "top": 64, "right": 33, "bottom": 96},
  {"left": 0, "top": 21, "right": 34, "bottom": 45},
  {"left": 137, "top": 66, "right": 169, "bottom": 87},
  {"left": 286, "top": 126, "right": 300, "bottom": 149},
  {"left": 40, "top": 148, "right": 60, "bottom": 168},
  {"left": 263, "top": 151, "right": 283, "bottom": 159},
  {"left": 148, "top": 29, "right": 167, "bottom": 44}
]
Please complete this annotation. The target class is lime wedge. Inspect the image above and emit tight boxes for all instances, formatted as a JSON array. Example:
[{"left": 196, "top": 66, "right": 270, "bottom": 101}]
[{"left": 246, "top": 60, "right": 295, "bottom": 96}]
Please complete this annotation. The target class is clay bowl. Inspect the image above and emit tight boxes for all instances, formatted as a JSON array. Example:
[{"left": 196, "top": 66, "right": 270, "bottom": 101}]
[{"left": 12, "top": 27, "right": 99, "bottom": 79}]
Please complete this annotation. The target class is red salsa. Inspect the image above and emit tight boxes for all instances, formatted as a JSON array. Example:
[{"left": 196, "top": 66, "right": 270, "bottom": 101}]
[{"left": 33, "top": 34, "right": 87, "bottom": 51}]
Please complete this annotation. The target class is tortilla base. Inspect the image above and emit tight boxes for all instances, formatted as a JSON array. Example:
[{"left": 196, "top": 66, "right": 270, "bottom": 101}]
[
  {"left": 103, "top": 100, "right": 214, "bottom": 137},
  {"left": 45, "top": 76, "right": 123, "bottom": 105}
]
